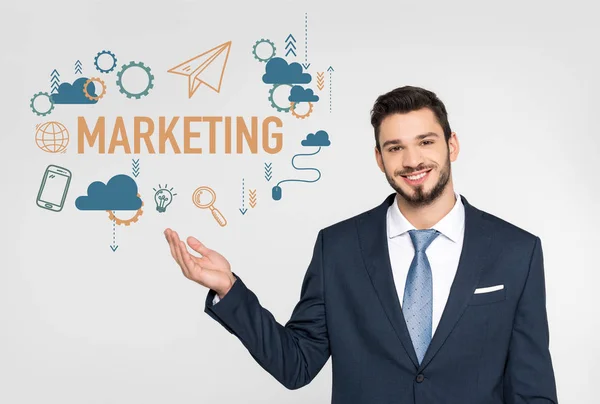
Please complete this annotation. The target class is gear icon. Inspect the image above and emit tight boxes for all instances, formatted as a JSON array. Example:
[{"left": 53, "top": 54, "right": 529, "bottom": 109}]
[
  {"left": 268, "top": 84, "right": 293, "bottom": 113},
  {"left": 107, "top": 194, "right": 144, "bottom": 226},
  {"left": 116, "top": 61, "right": 154, "bottom": 99},
  {"left": 30, "top": 92, "right": 55, "bottom": 116},
  {"left": 94, "top": 50, "right": 117, "bottom": 73},
  {"left": 83, "top": 77, "right": 107, "bottom": 101},
  {"left": 252, "top": 38, "right": 276, "bottom": 62},
  {"left": 290, "top": 101, "right": 314, "bottom": 119}
]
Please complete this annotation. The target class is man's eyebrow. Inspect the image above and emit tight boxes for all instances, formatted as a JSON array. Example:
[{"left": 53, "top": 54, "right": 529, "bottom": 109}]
[{"left": 381, "top": 132, "right": 440, "bottom": 148}]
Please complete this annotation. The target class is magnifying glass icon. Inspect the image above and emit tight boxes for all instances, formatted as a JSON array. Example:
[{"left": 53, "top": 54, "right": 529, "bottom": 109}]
[{"left": 192, "top": 186, "right": 227, "bottom": 227}]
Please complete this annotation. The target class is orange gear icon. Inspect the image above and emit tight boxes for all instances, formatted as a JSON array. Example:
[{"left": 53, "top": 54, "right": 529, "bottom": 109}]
[
  {"left": 83, "top": 77, "right": 107, "bottom": 101},
  {"left": 290, "top": 101, "right": 314, "bottom": 119},
  {"left": 107, "top": 194, "right": 143, "bottom": 226}
]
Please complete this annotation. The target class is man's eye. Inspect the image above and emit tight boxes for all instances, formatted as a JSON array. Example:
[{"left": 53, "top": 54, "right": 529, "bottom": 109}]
[
  {"left": 422, "top": 140, "right": 433, "bottom": 145},
  {"left": 389, "top": 146, "right": 401, "bottom": 152}
]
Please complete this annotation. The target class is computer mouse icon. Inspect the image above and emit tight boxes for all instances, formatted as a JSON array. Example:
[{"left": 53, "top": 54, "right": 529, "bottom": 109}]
[{"left": 272, "top": 185, "right": 282, "bottom": 200}]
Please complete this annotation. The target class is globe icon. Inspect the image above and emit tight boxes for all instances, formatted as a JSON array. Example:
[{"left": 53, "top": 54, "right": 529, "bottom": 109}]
[{"left": 35, "top": 121, "right": 69, "bottom": 153}]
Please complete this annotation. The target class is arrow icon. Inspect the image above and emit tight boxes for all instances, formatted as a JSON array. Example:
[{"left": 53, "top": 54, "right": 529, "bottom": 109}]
[
  {"left": 132, "top": 158, "right": 140, "bottom": 177},
  {"left": 168, "top": 41, "right": 232, "bottom": 98},
  {"left": 50, "top": 69, "right": 60, "bottom": 93},
  {"left": 74, "top": 60, "right": 82, "bottom": 75},
  {"left": 285, "top": 34, "right": 297, "bottom": 57},
  {"left": 328, "top": 66, "right": 334, "bottom": 113},
  {"left": 239, "top": 177, "right": 247, "bottom": 215},
  {"left": 264, "top": 162, "right": 273, "bottom": 181},
  {"left": 317, "top": 72, "right": 325, "bottom": 91},
  {"left": 303, "top": 13, "right": 310, "bottom": 70},
  {"left": 110, "top": 215, "right": 119, "bottom": 252}
]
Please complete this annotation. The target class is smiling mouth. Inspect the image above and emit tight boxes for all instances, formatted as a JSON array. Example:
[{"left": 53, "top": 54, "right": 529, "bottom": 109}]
[{"left": 400, "top": 169, "right": 432, "bottom": 185}]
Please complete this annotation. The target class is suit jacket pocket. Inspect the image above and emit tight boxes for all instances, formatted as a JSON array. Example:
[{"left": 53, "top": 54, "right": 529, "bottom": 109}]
[{"left": 468, "top": 287, "right": 506, "bottom": 305}]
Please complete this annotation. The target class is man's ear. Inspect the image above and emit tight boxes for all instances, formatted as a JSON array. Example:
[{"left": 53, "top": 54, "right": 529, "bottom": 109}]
[
  {"left": 448, "top": 132, "right": 460, "bottom": 162},
  {"left": 375, "top": 146, "right": 385, "bottom": 173}
]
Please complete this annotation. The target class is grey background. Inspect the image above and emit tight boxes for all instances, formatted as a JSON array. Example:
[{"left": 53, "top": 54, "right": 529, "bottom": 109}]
[{"left": 1, "top": 0, "right": 598, "bottom": 402}]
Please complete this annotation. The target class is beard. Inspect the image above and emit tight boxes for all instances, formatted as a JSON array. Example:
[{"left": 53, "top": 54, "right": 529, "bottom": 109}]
[{"left": 383, "top": 148, "right": 451, "bottom": 208}]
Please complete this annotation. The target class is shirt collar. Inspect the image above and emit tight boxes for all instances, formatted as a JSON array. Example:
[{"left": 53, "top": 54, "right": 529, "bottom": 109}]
[{"left": 387, "top": 191, "right": 465, "bottom": 243}]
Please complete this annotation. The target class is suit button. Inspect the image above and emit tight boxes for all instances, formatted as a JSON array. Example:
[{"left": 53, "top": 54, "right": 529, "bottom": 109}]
[{"left": 416, "top": 374, "right": 425, "bottom": 383}]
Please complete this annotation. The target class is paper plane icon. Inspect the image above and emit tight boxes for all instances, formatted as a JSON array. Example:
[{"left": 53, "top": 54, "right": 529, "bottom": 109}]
[{"left": 168, "top": 41, "right": 232, "bottom": 98}]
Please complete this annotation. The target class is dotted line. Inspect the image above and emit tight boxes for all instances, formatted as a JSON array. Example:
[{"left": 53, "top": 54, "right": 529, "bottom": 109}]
[
  {"left": 241, "top": 178, "right": 245, "bottom": 208},
  {"left": 329, "top": 71, "right": 332, "bottom": 113},
  {"left": 305, "top": 12, "right": 308, "bottom": 63}
]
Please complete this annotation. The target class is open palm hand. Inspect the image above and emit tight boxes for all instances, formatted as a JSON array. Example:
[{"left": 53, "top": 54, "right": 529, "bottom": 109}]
[{"left": 164, "top": 228, "right": 236, "bottom": 298}]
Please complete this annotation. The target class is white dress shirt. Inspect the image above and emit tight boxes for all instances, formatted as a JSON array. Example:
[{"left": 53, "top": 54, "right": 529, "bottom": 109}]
[
  {"left": 213, "top": 190, "right": 466, "bottom": 332},
  {"left": 387, "top": 191, "right": 465, "bottom": 335}
]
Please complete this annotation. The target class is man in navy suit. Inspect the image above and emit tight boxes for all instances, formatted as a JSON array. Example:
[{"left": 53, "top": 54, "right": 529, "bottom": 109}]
[{"left": 164, "top": 86, "right": 558, "bottom": 403}]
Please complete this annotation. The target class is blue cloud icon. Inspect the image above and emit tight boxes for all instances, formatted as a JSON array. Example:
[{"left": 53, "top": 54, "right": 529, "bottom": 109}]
[
  {"left": 262, "top": 57, "right": 312, "bottom": 85},
  {"left": 289, "top": 85, "right": 319, "bottom": 103},
  {"left": 75, "top": 174, "right": 142, "bottom": 210},
  {"left": 51, "top": 77, "right": 98, "bottom": 104},
  {"left": 301, "top": 130, "right": 331, "bottom": 147}
]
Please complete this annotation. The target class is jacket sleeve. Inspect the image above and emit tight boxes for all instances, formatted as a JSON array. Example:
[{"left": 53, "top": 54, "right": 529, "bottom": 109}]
[
  {"left": 503, "top": 236, "right": 559, "bottom": 403},
  {"left": 204, "top": 229, "right": 330, "bottom": 390}
]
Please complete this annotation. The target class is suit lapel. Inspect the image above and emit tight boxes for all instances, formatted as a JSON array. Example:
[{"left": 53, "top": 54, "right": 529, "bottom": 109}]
[
  {"left": 417, "top": 194, "right": 493, "bottom": 370},
  {"left": 358, "top": 193, "right": 420, "bottom": 368},
  {"left": 357, "top": 193, "right": 494, "bottom": 371}
]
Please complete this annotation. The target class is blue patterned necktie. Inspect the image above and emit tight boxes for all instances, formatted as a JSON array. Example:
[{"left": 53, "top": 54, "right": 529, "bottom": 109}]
[{"left": 402, "top": 229, "right": 440, "bottom": 365}]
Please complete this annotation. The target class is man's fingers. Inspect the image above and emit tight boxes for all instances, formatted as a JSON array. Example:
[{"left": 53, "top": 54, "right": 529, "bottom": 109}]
[
  {"left": 165, "top": 229, "right": 193, "bottom": 280},
  {"left": 179, "top": 240, "right": 199, "bottom": 276},
  {"left": 168, "top": 231, "right": 180, "bottom": 260},
  {"left": 171, "top": 231, "right": 189, "bottom": 278},
  {"left": 165, "top": 230, "right": 206, "bottom": 281},
  {"left": 187, "top": 236, "right": 211, "bottom": 256},
  {"left": 172, "top": 231, "right": 184, "bottom": 264},
  {"left": 165, "top": 230, "right": 178, "bottom": 263}
]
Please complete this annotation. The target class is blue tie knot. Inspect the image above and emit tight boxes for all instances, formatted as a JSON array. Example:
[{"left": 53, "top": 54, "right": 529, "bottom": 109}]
[{"left": 408, "top": 229, "right": 440, "bottom": 252}]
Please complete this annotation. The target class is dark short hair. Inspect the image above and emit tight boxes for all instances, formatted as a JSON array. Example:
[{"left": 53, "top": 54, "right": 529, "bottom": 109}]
[{"left": 370, "top": 86, "right": 452, "bottom": 150}]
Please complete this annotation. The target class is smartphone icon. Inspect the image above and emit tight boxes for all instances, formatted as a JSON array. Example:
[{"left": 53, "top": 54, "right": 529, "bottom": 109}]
[{"left": 36, "top": 164, "right": 72, "bottom": 212}]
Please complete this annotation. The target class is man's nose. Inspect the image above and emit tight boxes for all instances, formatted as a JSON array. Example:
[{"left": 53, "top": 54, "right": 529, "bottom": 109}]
[{"left": 402, "top": 147, "right": 423, "bottom": 169}]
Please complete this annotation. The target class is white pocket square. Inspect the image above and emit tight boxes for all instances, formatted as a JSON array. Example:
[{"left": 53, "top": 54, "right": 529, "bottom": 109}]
[{"left": 474, "top": 284, "right": 504, "bottom": 294}]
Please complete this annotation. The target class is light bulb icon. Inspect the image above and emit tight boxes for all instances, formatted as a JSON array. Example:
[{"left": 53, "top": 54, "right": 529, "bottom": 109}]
[{"left": 153, "top": 184, "right": 177, "bottom": 213}]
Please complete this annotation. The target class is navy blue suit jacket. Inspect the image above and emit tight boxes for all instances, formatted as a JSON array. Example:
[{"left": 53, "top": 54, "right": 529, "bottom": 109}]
[{"left": 204, "top": 193, "right": 558, "bottom": 403}]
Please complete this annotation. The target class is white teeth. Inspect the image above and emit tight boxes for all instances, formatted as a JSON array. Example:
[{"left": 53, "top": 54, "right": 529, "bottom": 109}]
[{"left": 407, "top": 171, "right": 428, "bottom": 180}]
